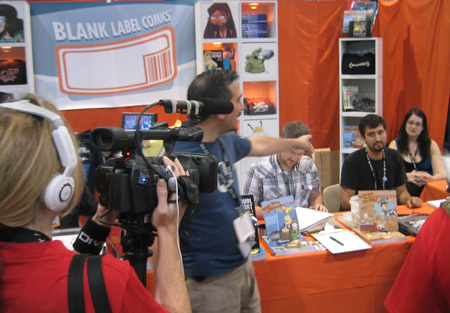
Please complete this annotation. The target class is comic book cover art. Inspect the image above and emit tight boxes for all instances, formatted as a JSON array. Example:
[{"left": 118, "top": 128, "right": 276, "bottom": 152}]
[
  {"left": 358, "top": 190, "right": 398, "bottom": 231},
  {"left": 261, "top": 195, "right": 317, "bottom": 255},
  {"left": 261, "top": 195, "right": 297, "bottom": 246}
]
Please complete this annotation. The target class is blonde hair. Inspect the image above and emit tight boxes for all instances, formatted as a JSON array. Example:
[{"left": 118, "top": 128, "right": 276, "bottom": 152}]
[{"left": 0, "top": 94, "right": 84, "bottom": 227}]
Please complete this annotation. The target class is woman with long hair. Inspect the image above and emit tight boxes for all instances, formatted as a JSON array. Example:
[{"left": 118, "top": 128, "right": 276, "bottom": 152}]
[{"left": 388, "top": 108, "right": 447, "bottom": 197}]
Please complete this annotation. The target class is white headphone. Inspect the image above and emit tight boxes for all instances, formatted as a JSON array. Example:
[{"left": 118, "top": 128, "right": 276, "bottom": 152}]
[{"left": 0, "top": 100, "right": 79, "bottom": 212}]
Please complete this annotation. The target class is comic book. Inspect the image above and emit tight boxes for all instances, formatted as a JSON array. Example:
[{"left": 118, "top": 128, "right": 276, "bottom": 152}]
[
  {"left": 260, "top": 195, "right": 317, "bottom": 255},
  {"left": 358, "top": 190, "right": 398, "bottom": 231}
]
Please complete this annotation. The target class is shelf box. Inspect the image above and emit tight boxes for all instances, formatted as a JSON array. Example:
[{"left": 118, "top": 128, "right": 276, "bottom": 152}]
[
  {"left": 241, "top": 2, "right": 276, "bottom": 39},
  {"left": 202, "top": 42, "right": 238, "bottom": 72},
  {"left": 243, "top": 80, "right": 277, "bottom": 116}
]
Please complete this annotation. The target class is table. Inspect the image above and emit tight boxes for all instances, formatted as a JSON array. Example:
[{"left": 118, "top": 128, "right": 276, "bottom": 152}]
[
  {"left": 143, "top": 204, "right": 436, "bottom": 312},
  {"left": 252, "top": 203, "right": 436, "bottom": 313},
  {"left": 420, "top": 179, "right": 449, "bottom": 201}
]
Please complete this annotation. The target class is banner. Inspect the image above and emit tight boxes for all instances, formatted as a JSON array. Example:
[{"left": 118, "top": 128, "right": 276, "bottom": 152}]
[{"left": 30, "top": 1, "right": 196, "bottom": 110}]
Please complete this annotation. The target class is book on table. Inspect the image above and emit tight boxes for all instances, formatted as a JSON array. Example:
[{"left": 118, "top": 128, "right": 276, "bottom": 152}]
[
  {"left": 262, "top": 234, "right": 317, "bottom": 256},
  {"left": 358, "top": 190, "right": 398, "bottom": 232},
  {"left": 295, "top": 207, "right": 333, "bottom": 232},
  {"left": 241, "top": 195, "right": 261, "bottom": 252},
  {"left": 261, "top": 195, "right": 318, "bottom": 255},
  {"left": 249, "top": 246, "right": 266, "bottom": 261},
  {"left": 353, "top": 228, "right": 406, "bottom": 245}
]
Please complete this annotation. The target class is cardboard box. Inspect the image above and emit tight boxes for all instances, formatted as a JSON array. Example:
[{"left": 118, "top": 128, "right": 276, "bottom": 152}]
[{"left": 312, "top": 148, "right": 340, "bottom": 190}]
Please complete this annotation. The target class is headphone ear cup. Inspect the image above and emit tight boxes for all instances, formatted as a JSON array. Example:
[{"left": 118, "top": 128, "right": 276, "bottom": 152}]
[{"left": 43, "top": 174, "right": 75, "bottom": 212}]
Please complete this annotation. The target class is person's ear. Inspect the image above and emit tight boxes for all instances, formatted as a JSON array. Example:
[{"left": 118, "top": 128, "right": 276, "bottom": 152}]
[{"left": 216, "top": 114, "right": 226, "bottom": 121}]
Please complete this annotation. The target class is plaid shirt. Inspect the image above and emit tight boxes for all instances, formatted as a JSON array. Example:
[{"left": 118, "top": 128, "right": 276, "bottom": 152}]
[{"left": 242, "top": 154, "right": 321, "bottom": 207}]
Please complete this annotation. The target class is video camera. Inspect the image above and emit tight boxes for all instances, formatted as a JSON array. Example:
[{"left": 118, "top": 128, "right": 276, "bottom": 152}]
[
  {"left": 91, "top": 126, "right": 219, "bottom": 211},
  {"left": 88, "top": 98, "right": 233, "bottom": 285},
  {"left": 89, "top": 98, "right": 235, "bottom": 228}
]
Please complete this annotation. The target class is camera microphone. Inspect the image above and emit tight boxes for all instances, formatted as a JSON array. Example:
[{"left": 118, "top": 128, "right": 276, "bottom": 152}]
[{"left": 160, "top": 98, "right": 234, "bottom": 116}]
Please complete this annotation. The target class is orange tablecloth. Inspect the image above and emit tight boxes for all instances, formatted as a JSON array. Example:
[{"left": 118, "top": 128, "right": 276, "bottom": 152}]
[
  {"left": 252, "top": 203, "right": 436, "bottom": 313},
  {"left": 143, "top": 204, "right": 437, "bottom": 312},
  {"left": 420, "top": 179, "right": 449, "bottom": 201}
]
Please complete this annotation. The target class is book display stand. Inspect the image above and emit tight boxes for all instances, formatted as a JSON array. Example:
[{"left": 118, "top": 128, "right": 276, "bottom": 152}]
[{"left": 194, "top": 1, "right": 279, "bottom": 187}]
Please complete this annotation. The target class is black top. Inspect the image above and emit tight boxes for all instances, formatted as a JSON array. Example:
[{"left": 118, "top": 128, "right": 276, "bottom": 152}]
[{"left": 341, "top": 148, "right": 407, "bottom": 193}]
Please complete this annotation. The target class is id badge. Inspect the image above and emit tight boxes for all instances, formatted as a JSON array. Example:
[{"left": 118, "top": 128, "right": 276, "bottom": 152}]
[
  {"left": 233, "top": 212, "right": 255, "bottom": 244},
  {"left": 238, "top": 239, "right": 252, "bottom": 258}
]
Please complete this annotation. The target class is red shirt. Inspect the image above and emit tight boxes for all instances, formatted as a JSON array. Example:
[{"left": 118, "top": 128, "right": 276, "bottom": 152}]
[
  {"left": 385, "top": 207, "right": 450, "bottom": 312},
  {"left": 0, "top": 240, "right": 169, "bottom": 313}
]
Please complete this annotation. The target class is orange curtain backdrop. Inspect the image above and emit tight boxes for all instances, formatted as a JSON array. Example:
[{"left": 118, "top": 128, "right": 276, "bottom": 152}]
[
  {"left": 278, "top": 0, "right": 347, "bottom": 150},
  {"left": 374, "top": 0, "right": 450, "bottom": 146},
  {"left": 278, "top": 0, "right": 450, "bottom": 150}
]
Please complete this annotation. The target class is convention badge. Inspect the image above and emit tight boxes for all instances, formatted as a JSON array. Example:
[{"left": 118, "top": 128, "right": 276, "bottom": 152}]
[
  {"left": 233, "top": 212, "right": 255, "bottom": 244},
  {"left": 238, "top": 239, "right": 252, "bottom": 258}
]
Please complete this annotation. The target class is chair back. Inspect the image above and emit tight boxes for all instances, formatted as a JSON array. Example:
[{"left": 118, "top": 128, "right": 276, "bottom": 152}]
[{"left": 323, "top": 184, "right": 341, "bottom": 213}]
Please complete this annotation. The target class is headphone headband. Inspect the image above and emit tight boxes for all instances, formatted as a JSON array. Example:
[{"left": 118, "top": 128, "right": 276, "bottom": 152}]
[{"left": 0, "top": 100, "right": 79, "bottom": 212}]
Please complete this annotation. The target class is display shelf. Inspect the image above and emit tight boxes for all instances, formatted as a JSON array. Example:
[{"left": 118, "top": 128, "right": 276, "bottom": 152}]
[
  {"left": 195, "top": 1, "right": 278, "bottom": 188},
  {"left": 339, "top": 37, "right": 382, "bottom": 172},
  {"left": 0, "top": 1, "right": 34, "bottom": 98}
]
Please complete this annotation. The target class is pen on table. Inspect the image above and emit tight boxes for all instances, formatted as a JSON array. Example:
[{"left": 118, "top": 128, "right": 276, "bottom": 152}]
[{"left": 330, "top": 236, "right": 344, "bottom": 246}]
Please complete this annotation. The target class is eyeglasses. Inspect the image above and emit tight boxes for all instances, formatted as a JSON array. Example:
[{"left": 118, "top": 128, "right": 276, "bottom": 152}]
[
  {"left": 0, "top": 16, "right": 6, "bottom": 23},
  {"left": 407, "top": 121, "right": 423, "bottom": 128},
  {"left": 287, "top": 150, "right": 303, "bottom": 158}
]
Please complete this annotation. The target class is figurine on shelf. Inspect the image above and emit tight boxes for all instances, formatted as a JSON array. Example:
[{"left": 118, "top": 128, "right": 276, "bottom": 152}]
[
  {"left": 245, "top": 47, "right": 274, "bottom": 73},
  {"left": 203, "top": 3, "right": 236, "bottom": 39}
]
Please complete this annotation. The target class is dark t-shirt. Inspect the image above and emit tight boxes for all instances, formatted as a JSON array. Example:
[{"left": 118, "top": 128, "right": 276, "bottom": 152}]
[{"left": 341, "top": 148, "right": 407, "bottom": 193}]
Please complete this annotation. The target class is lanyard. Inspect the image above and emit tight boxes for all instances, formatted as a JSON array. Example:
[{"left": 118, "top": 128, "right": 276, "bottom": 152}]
[
  {"left": 282, "top": 172, "right": 291, "bottom": 195},
  {"left": 365, "top": 147, "right": 387, "bottom": 190},
  {"left": 199, "top": 140, "right": 243, "bottom": 214},
  {"left": 407, "top": 149, "right": 418, "bottom": 170}
]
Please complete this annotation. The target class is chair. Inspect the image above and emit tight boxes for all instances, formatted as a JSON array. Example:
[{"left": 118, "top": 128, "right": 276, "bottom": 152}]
[{"left": 323, "top": 184, "right": 341, "bottom": 213}]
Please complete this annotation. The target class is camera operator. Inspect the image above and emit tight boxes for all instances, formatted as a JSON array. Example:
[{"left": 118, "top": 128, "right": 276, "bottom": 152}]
[
  {"left": 173, "top": 70, "right": 314, "bottom": 313},
  {"left": 0, "top": 95, "right": 191, "bottom": 313}
]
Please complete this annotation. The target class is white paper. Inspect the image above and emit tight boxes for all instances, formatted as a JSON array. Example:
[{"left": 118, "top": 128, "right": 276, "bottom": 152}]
[
  {"left": 313, "top": 230, "right": 372, "bottom": 254},
  {"left": 296, "top": 207, "right": 333, "bottom": 231}
]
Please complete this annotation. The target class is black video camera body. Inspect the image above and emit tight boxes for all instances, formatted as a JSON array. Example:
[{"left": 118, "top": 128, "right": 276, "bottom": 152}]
[
  {"left": 89, "top": 126, "right": 218, "bottom": 233},
  {"left": 95, "top": 153, "right": 217, "bottom": 215}
]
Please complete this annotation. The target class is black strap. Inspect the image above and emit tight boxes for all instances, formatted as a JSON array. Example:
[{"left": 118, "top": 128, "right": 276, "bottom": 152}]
[
  {"left": 87, "top": 255, "right": 112, "bottom": 313},
  {"left": 68, "top": 254, "right": 112, "bottom": 313},
  {"left": 68, "top": 254, "right": 88, "bottom": 313}
]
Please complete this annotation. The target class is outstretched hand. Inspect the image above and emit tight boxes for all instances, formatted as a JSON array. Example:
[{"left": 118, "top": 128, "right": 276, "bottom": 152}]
[{"left": 296, "top": 134, "right": 315, "bottom": 155}]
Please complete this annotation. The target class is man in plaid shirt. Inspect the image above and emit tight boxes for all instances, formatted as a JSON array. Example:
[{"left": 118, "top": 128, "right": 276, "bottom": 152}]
[{"left": 243, "top": 121, "right": 328, "bottom": 220}]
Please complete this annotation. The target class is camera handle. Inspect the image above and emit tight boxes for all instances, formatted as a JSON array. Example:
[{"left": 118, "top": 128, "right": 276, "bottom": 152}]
[{"left": 120, "top": 230, "right": 154, "bottom": 286}]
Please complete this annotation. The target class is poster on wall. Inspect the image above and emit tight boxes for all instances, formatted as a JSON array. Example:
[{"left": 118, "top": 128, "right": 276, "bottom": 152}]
[
  {"left": 200, "top": 2, "right": 239, "bottom": 39},
  {"left": 30, "top": 1, "right": 197, "bottom": 110}
]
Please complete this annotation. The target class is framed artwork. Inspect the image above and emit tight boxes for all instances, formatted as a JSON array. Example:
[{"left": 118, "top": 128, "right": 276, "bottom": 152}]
[{"left": 201, "top": 2, "right": 239, "bottom": 39}]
